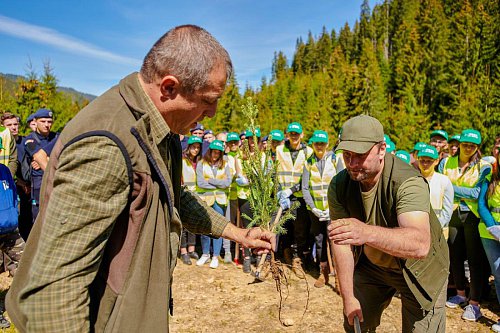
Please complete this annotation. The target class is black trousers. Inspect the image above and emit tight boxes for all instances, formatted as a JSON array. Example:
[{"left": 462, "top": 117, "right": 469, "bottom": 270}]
[
  {"left": 448, "top": 209, "right": 490, "bottom": 302},
  {"left": 280, "top": 196, "right": 311, "bottom": 257}
]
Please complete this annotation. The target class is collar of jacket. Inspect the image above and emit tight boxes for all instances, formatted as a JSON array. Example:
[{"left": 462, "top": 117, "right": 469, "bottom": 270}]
[{"left": 119, "top": 72, "right": 171, "bottom": 147}]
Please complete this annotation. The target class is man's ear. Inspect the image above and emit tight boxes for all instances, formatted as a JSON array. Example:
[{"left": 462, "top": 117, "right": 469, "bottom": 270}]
[{"left": 159, "top": 75, "right": 180, "bottom": 99}]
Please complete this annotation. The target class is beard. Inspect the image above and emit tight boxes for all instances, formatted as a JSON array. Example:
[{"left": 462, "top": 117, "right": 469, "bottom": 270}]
[{"left": 346, "top": 168, "right": 369, "bottom": 182}]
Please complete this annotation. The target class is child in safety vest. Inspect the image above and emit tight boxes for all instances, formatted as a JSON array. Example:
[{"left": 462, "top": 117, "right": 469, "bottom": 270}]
[
  {"left": 180, "top": 136, "right": 203, "bottom": 265},
  {"left": 439, "top": 129, "right": 492, "bottom": 322},
  {"left": 477, "top": 147, "right": 500, "bottom": 333},
  {"left": 301, "top": 130, "right": 336, "bottom": 288},
  {"left": 417, "top": 145, "right": 453, "bottom": 239},
  {"left": 195, "top": 140, "right": 232, "bottom": 269}
]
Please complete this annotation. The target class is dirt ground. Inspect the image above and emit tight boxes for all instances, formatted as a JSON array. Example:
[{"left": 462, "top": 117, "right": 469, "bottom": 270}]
[
  {"left": 0, "top": 261, "right": 497, "bottom": 332},
  {"left": 170, "top": 258, "right": 499, "bottom": 333}
]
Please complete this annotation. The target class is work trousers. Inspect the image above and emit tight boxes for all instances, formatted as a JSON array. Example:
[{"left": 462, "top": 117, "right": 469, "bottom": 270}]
[{"left": 344, "top": 255, "right": 447, "bottom": 333}]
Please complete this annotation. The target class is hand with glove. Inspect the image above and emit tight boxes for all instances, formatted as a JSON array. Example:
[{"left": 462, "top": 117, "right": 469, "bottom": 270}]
[
  {"left": 312, "top": 208, "right": 323, "bottom": 219},
  {"left": 235, "top": 175, "right": 249, "bottom": 186},
  {"left": 319, "top": 209, "right": 330, "bottom": 222},
  {"left": 279, "top": 197, "right": 291, "bottom": 210},
  {"left": 277, "top": 189, "right": 293, "bottom": 200},
  {"left": 487, "top": 225, "right": 500, "bottom": 241}
]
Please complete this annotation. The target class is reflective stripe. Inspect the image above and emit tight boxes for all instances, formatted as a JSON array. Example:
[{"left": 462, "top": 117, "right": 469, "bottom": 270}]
[
  {"left": 491, "top": 207, "right": 500, "bottom": 214},
  {"left": 277, "top": 171, "right": 294, "bottom": 176},
  {"left": 196, "top": 161, "right": 229, "bottom": 206},
  {"left": 443, "top": 156, "right": 489, "bottom": 217},
  {"left": 307, "top": 155, "right": 336, "bottom": 210},
  {"left": 182, "top": 158, "right": 197, "bottom": 192},
  {"left": 276, "top": 145, "right": 313, "bottom": 198},
  {"left": 183, "top": 181, "right": 196, "bottom": 187},
  {"left": 433, "top": 209, "right": 442, "bottom": 216}
]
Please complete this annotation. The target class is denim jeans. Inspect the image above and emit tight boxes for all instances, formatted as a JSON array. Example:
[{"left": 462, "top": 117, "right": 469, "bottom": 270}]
[
  {"left": 481, "top": 237, "right": 500, "bottom": 302},
  {"left": 200, "top": 202, "right": 226, "bottom": 256}
]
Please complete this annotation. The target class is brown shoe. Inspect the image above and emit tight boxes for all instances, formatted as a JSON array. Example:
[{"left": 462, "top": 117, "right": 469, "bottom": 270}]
[
  {"left": 320, "top": 262, "right": 330, "bottom": 285},
  {"left": 314, "top": 274, "right": 326, "bottom": 288}
]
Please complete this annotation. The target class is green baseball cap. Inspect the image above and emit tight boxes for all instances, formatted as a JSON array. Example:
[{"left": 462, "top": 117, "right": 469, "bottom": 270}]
[
  {"left": 187, "top": 136, "right": 203, "bottom": 145},
  {"left": 209, "top": 140, "right": 225, "bottom": 152},
  {"left": 417, "top": 145, "right": 439, "bottom": 160},
  {"left": 430, "top": 129, "right": 449, "bottom": 141},
  {"left": 245, "top": 128, "right": 261, "bottom": 138},
  {"left": 336, "top": 115, "right": 384, "bottom": 153},
  {"left": 459, "top": 129, "right": 481, "bottom": 145},
  {"left": 310, "top": 130, "right": 329, "bottom": 143},
  {"left": 448, "top": 134, "right": 460, "bottom": 143},
  {"left": 286, "top": 122, "right": 303, "bottom": 134},
  {"left": 386, "top": 140, "right": 396, "bottom": 153},
  {"left": 270, "top": 129, "right": 284, "bottom": 141},
  {"left": 412, "top": 142, "right": 427, "bottom": 152},
  {"left": 226, "top": 132, "right": 240, "bottom": 142},
  {"left": 395, "top": 150, "right": 411, "bottom": 164}
]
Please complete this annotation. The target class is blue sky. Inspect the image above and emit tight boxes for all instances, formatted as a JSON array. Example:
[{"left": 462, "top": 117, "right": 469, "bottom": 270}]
[{"left": 1, "top": 1, "right": 368, "bottom": 96}]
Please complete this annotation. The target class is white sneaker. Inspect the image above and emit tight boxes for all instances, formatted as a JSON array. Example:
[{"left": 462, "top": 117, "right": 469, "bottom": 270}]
[
  {"left": 196, "top": 254, "right": 210, "bottom": 266},
  {"left": 209, "top": 256, "right": 219, "bottom": 269},
  {"left": 492, "top": 321, "right": 500, "bottom": 333}
]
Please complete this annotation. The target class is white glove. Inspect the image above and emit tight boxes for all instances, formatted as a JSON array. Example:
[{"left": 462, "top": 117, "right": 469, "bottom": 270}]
[
  {"left": 279, "top": 198, "right": 291, "bottom": 210},
  {"left": 487, "top": 225, "right": 500, "bottom": 241},
  {"left": 277, "top": 189, "right": 293, "bottom": 200},
  {"left": 312, "top": 208, "right": 323, "bottom": 218},
  {"left": 319, "top": 209, "right": 330, "bottom": 222},
  {"left": 235, "top": 175, "right": 249, "bottom": 186}
]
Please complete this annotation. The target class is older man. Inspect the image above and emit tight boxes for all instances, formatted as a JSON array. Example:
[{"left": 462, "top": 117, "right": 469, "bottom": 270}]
[
  {"left": 328, "top": 115, "right": 449, "bottom": 333},
  {"left": 7, "top": 25, "right": 275, "bottom": 333}
]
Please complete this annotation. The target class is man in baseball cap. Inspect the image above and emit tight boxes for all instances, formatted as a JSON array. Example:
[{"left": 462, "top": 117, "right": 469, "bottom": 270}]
[{"left": 329, "top": 114, "right": 448, "bottom": 332}]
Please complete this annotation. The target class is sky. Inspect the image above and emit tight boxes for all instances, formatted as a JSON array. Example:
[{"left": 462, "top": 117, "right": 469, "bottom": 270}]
[{"left": 1, "top": 1, "right": 368, "bottom": 96}]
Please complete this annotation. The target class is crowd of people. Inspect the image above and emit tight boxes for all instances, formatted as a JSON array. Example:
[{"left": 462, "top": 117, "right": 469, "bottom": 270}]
[
  {"left": 0, "top": 25, "right": 498, "bottom": 332},
  {"left": 178, "top": 119, "right": 500, "bottom": 332},
  {"left": 1, "top": 105, "right": 499, "bottom": 332}
]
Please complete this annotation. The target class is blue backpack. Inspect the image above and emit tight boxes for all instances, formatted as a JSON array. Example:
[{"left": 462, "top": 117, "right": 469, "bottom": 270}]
[{"left": 0, "top": 164, "right": 18, "bottom": 234}]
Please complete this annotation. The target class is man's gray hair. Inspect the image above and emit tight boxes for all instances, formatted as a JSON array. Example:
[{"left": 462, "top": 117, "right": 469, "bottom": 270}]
[{"left": 140, "top": 25, "right": 233, "bottom": 93}]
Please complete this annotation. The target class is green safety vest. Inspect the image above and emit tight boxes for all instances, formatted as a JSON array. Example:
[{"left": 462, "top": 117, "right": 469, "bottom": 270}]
[
  {"left": 443, "top": 156, "right": 490, "bottom": 217},
  {"left": 181, "top": 157, "right": 196, "bottom": 192},
  {"left": 307, "top": 154, "right": 336, "bottom": 210},
  {"left": 196, "top": 161, "right": 229, "bottom": 206},
  {"left": 226, "top": 154, "right": 238, "bottom": 200},
  {"left": 0, "top": 127, "right": 13, "bottom": 168},
  {"left": 276, "top": 144, "right": 313, "bottom": 198},
  {"left": 483, "top": 172, "right": 498, "bottom": 240}
]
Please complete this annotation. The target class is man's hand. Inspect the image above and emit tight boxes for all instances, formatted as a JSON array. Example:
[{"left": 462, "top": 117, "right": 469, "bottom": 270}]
[
  {"left": 328, "top": 218, "right": 369, "bottom": 246},
  {"left": 343, "top": 296, "right": 363, "bottom": 326},
  {"left": 31, "top": 160, "right": 41, "bottom": 170},
  {"left": 221, "top": 223, "right": 276, "bottom": 255}
]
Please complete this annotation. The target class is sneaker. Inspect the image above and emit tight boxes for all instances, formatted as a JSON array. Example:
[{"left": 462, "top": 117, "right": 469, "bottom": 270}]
[
  {"left": 188, "top": 251, "right": 199, "bottom": 260},
  {"left": 209, "top": 256, "right": 219, "bottom": 269},
  {"left": 181, "top": 253, "right": 192, "bottom": 265},
  {"left": 224, "top": 251, "right": 232, "bottom": 264},
  {"left": 196, "top": 254, "right": 210, "bottom": 266},
  {"left": 243, "top": 257, "right": 251, "bottom": 274},
  {"left": 461, "top": 304, "right": 482, "bottom": 322},
  {"left": 445, "top": 295, "right": 467, "bottom": 309},
  {"left": 0, "top": 313, "right": 10, "bottom": 329},
  {"left": 492, "top": 321, "right": 500, "bottom": 333}
]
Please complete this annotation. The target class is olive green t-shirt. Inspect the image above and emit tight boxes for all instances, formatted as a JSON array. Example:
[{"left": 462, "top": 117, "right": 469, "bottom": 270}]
[{"left": 330, "top": 176, "right": 431, "bottom": 269}]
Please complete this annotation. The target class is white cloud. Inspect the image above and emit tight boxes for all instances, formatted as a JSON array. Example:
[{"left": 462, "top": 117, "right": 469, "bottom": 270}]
[{"left": 0, "top": 15, "right": 141, "bottom": 66}]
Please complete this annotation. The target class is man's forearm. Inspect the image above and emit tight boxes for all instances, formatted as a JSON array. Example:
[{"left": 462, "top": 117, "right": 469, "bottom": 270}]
[
  {"left": 331, "top": 242, "right": 355, "bottom": 299},
  {"left": 365, "top": 224, "right": 429, "bottom": 259}
]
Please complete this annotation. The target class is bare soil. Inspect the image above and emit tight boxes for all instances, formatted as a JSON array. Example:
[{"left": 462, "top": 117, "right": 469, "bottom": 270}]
[
  {"left": 170, "top": 258, "right": 499, "bottom": 333},
  {"left": 0, "top": 263, "right": 497, "bottom": 332}
]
